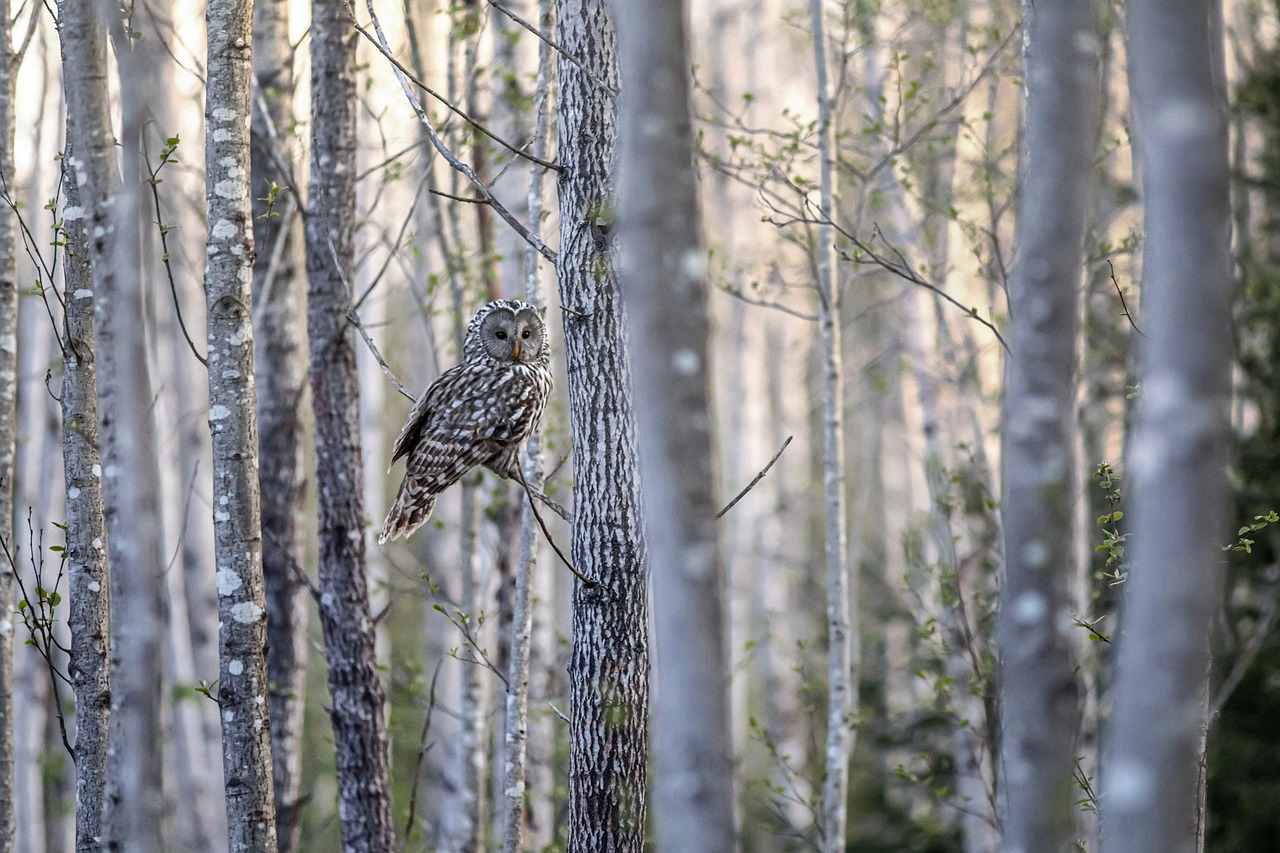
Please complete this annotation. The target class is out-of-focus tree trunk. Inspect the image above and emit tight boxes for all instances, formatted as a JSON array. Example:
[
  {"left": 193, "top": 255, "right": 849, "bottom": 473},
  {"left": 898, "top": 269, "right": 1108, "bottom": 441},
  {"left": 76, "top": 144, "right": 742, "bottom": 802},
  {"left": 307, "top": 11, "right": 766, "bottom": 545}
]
[
  {"left": 249, "top": 0, "right": 310, "bottom": 847},
  {"left": 998, "top": 2, "right": 1099, "bottom": 851},
  {"left": 305, "top": 0, "right": 396, "bottom": 847},
  {"left": 97, "top": 7, "right": 169, "bottom": 847},
  {"left": 205, "top": 0, "right": 278, "bottom": 846},
  {"left": 616, "top": 0, "right": 736, "bottom": 849},
  {"left": 808, "top": 2, "right": 854, "bottom": 850},
  {"left": 555, "top": 2, "right": 649, "bottom": 851},
  {"left": 1101, "top": 3, "right": 1232, "bottom": 853}
]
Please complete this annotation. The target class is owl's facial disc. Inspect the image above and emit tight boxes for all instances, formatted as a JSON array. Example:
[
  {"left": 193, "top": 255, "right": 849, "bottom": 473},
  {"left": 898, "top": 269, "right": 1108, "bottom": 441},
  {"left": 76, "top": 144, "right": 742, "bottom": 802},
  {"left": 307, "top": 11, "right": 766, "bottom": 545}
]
[{"left": 481, "top": 307, "right": 544, "bottom": 363}]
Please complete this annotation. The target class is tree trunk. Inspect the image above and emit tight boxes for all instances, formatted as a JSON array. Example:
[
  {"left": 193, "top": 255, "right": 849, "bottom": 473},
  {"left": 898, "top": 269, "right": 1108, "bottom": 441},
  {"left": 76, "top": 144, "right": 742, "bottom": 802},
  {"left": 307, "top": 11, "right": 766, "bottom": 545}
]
[
  {"left": 250, "top": 0, "right": 310, "bottom": 847},
  {"left": 500, "top": 2, "right": 555, "bottom": 846},
  {"left": 809, "top": 2, "right": 854, "bottom": 850},
  {"left": 205, "top": 0, "right": 278, "bottom": 847},
  {"left": 998, "top": 2, "right": 1099, "bottom": 850},
  {"left": 1101, "top": 4, "right": 1232, "bottom": 853},
  {"left": 58, "top": 0, "right": 121, "bottom": 846},
  {"left": 555, "top": 2, "right": 649, "bottom": 851},
  {"left": 0, "top": 0, "right": 16, "bottom": 841},
  {"left": 305, "top": 0, "right": 396, "bottom": 847},
  {"left": 98, "top": 9, "right": 169, "bottom": 848},
  {"left": 615, "top": 0, "right": 735, "bottom": 851}
]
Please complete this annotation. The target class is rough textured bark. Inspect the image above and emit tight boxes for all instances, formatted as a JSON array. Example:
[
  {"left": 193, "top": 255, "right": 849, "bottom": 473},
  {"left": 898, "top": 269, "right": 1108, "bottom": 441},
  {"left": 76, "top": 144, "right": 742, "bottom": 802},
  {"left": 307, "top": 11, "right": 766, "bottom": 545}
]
[
  {"left": 555, "top": 2, "right": 649, "bottom": 850},
  {"left": 1101, "top": 4, "right": 1232, "bottom": 853},
  {"left": 98, "top": 9, "right": 168, "bottom": 848},
  {"left": 250, "top": 0, "right": 310, "bottom": 846},
  {"left": 615, "top": 0, "right": 735, "bottom": 850},
  {"left": 0, "top": 0, "right": 15, "bottom": 841},
  {"left": 58, "top": 0, "right": 119, "bottom": 846},
  {"left": 809, "top": 2, "right": 853, "bottom": 849},
  {"left": 205, "top": 0, "right": 278, "bottom": 848},
  {"left": 998, "top": 2, "right": 1099, "bottom": 850},
  {"left": 305, "top": 0, "right": 396, "bottom": 847}
]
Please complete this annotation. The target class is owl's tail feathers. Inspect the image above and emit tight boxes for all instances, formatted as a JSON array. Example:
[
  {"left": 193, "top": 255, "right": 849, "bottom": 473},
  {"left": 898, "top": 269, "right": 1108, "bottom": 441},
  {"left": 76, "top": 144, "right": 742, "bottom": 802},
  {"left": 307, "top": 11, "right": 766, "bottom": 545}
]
[{"left": 378, "top": 482, "right": 437, "bottom": 544}]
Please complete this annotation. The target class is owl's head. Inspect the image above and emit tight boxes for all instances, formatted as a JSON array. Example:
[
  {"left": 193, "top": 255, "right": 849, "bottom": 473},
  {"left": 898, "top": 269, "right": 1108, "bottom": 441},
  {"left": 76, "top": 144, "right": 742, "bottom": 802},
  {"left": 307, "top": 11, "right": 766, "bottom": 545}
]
[{"left": 464, "top": 300, "right": 548, "bottom": 366}]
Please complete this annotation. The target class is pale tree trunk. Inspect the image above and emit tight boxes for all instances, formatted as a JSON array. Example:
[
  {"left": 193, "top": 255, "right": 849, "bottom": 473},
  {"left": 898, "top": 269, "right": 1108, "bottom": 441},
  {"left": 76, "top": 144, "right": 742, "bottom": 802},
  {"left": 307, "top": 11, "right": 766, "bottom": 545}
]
[
  {"left": 57, "top": 0, "right": 119, "bottom": 845},
  {"left": 249, "top": 0, "right": 310, "bottom": 846},
  {"left": 500, "top": 0, "right": 555, "bottom": 846},
  {"left": 305, "top": 0, "right": 396, "bottom": 847},
  {"left": 1101, "top": 3, "right": 1232, "bottom": 853},
  {"left": 0, "top": 0, "right": 16, "bottom": 841},
  {"left": 809, "top": 2, "right": 854, "bottom": 850},
  {"left": 98, "top": 9, "right": 168, "bottom": 847},
  {"left": 556, "top": 2, "right": 649, "bottom": 850},
  {"left": 205, "top": 0, "right": 278, "bottom": 847},
  {"left": 998, "top": 2, "right": 1099, "bottom": 850},
  {"left": 615, "top": 0, "right": 736, "bottom": 849}
]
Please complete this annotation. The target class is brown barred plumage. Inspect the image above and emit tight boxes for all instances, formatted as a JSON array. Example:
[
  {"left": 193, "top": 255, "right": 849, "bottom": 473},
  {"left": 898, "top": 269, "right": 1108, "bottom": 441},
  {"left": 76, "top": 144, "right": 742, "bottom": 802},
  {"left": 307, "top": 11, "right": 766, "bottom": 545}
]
[{"left": 379, "top": 300, "right": 553, "bottom": 543}]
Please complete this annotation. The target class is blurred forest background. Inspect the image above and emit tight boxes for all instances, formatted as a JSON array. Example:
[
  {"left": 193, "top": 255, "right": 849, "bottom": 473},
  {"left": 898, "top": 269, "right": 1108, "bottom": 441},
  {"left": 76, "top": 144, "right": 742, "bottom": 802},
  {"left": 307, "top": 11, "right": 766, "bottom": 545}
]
[{"left": 2, "top": 0, "right": 1279, "bottom": 850}]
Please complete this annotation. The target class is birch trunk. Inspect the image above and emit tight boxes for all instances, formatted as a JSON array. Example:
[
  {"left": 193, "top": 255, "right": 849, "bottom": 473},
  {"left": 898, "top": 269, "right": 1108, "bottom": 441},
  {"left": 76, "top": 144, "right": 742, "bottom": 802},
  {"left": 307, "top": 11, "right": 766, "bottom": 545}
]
[
  {"left": 205, "top": 0, "right": 278, "bottom": 847},
  {"left": 1101, "top": 3, "right": 1232, "bottom": 852},
  {"left": 500, "top": 1, "right": 554, "bottom": 846},
  {"left": 555, "top": 2, "right": 649, "bottom": 850},
  {"left": 305, "top": 0, "right": 396, "bottom": 846},
  {"left": 615, "top": 0, "right": 736, "bottom": 849},
  {"left": 250, "top": 0, "right": 310, "bottom": 846},
  {"left": 98, "top": 9, "right": 168, "bottom": 847},
  {"left": 998, "top": 2, "right": 1099, "bottom": 850},
  {"left": 809, "top": 1, "right": 854, "bottom": 849},
  {"left": 58, "top": 0, "right": 120, "bottom": 845},
  {"left": 0, "top": 0, "right": 16, "bottom": 840}
]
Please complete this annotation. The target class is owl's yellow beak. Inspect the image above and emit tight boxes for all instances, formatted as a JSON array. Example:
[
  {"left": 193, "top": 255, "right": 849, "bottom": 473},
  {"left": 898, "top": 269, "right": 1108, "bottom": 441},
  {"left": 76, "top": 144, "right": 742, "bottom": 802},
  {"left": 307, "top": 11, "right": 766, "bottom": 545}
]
[{"left": 512, "top": 342, "right": 521, "bottom": 360}]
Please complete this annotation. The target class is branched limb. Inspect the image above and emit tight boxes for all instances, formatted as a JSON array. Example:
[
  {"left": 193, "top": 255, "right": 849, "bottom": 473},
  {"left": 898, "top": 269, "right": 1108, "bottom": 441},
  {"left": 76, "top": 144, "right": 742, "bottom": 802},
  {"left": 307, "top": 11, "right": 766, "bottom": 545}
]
[
  {"left": 359, "top": 0, "right": 558, "bottom": 265},
  {"left": 2, "top": 515, "right": 75, "bottom": 760},
  {"left": 348, "top": 5, "right": 562, "bottom": 173},
  {"left": 484, "top": 0, "right": 618, "bottom": 100}
]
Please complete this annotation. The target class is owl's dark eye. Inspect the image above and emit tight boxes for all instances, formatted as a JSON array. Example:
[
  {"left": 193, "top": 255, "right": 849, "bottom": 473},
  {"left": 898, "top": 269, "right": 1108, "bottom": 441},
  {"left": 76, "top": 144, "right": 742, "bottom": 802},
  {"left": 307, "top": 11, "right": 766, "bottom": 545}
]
[
  {"left": 521, "top": 329, "right": 531, "bottom": 339},
  {"left": 495, "top": 330, "right": 507, "bottom": 340}
]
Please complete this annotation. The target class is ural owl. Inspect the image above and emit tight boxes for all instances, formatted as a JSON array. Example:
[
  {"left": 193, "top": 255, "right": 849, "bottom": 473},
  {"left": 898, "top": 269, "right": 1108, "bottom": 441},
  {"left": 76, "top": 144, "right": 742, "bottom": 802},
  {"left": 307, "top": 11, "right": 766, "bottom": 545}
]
[{"left": 379, "top": 300, "right": 552, "bottom": 543}]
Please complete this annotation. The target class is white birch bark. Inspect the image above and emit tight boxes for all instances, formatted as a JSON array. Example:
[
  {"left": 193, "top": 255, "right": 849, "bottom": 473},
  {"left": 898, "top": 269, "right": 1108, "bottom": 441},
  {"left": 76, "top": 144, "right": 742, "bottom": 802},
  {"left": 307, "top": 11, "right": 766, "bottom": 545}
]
[
  {"left": 998, "top": 2, "right": 1099, "bottom": 850},
  {"left": 556, "top": 2, "right": 650, "bottom": 850},
  {"left": 1101, "top": 4, "right": 1232, "bottom": 852},
  {"left": 615, "top": 0, "right": 736, "bottom": 849},
  {"left": 500, "top": 1, "right": 554, "bottom": 847},
  {"left": 205, "top": 0, "right": 278, "bottom": 846},
  {"left": 0, "top": 0, "right": 17, "bottom": 839},
  {"left": 809, "top": 2, "right": 854, "bottom": 849},
  {"left": 57, "top": 0, "right": 119, "bottom": 845}
]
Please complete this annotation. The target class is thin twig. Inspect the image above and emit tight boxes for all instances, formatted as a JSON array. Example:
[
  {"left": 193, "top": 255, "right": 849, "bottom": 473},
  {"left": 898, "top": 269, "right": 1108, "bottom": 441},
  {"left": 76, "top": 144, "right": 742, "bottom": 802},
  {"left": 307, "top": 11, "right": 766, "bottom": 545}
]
[
  {"left": 1107, "top": 259, "right": 1145, "bottom": 338},
  {"left": 547, "top": 701, "right": 571, "bottom": 725},
  {"left": 142, "top": 141, "right": 208, "bottom": 366},
  {"left": 717, "top": 435, "right": 793, "bottom": 519},
  {"left": 360, "top": 0, "right": 558, "bottom": 265},
  {"left": 513, "top": 464, "right": 594, "bottom": 587},
  {"left": 400, "top": 659, "right": 442, "bottom": 852},
  {"left": 485, "top": 0, "right": 618, "bottom": 100},
  {"left": 347, "top": 10, "right": 561, "bottom": 173}
]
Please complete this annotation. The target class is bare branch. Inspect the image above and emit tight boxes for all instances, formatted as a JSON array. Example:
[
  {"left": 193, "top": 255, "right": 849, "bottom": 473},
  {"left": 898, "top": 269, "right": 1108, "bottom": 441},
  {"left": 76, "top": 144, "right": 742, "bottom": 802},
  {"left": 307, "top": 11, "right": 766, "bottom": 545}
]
[
  {"left": 717, "top": 435, "right": 793, "bottom": 519},
  {"left": 359, "top": 0, "right": 558, "bottom": 265},
  {"left": 485, "top": 0, "right": 618, "bottom": 101}
]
